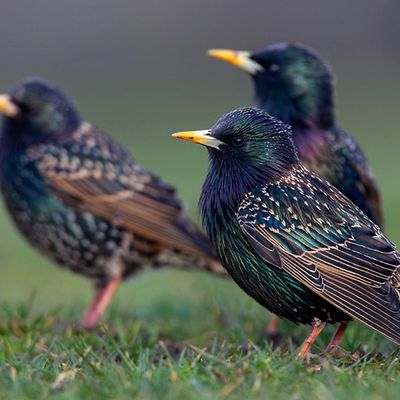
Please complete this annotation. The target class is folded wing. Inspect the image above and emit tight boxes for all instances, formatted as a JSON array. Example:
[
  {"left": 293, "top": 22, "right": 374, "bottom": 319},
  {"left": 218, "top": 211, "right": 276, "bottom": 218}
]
[
  {"left": 34, "top": 124, "right": 219, "bottom": 261},
  {"left": 237, "top": 166, "right": 400, "bottom": 343}
]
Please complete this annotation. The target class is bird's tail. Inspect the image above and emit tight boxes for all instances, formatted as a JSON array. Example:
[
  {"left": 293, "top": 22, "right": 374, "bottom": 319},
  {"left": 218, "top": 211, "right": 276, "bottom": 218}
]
[
  {"left": 163, "top": 250, "right": 228, "bottom": 276},
  {"left": 163, "top": 218, "right": 228, "bottom": 277}
]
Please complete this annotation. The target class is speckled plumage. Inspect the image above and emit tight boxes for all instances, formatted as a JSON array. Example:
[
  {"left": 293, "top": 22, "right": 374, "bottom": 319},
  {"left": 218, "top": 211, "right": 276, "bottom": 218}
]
[
  {"left": 0, "top": 78, "right": 226, "bottom": 327},
  {"left": 208, "top": 43, "right": 383, "bottom": 227},
  {"left": 173, "top": 108, "right": 400, "bottom": 349}
]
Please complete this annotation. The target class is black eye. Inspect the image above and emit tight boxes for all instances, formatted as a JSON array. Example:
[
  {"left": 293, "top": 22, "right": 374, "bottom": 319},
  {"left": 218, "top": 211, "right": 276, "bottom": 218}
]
[
  {"left": 11, "top": 99, "right": 33, "bottom": 115},
  {"left": 232, "top": 136, "right": 244, "bottom": 147}
]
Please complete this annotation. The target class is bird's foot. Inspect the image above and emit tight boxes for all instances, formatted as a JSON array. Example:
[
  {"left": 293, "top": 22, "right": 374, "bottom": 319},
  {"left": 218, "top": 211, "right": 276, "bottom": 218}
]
[{"left": 325, "top": 345, "right": 347, "bottom": 358}]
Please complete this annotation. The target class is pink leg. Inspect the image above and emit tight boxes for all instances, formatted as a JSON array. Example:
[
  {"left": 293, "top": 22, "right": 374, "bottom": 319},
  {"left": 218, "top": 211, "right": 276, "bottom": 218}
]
[
  {"left": 325, "top": 321, "right": 349, "bottom": 355},
  {"left": 265, "top": 315, "right": 280, "bottom": 334},
  {"left": 297, "top": 320, "right": 326, "bottom": 360},
  {"left": 80, "top": 274, "right": 122, "bottom": 329}
]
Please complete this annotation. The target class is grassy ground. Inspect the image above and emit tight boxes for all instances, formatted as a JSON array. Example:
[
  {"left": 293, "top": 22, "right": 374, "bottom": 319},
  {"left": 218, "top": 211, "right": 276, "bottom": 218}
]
[
  {"left": 0, "top": 82, "right": 399, "bottom": 398},
  {"left": 0, "top": 272, "right": 399, "bottom": 399}
]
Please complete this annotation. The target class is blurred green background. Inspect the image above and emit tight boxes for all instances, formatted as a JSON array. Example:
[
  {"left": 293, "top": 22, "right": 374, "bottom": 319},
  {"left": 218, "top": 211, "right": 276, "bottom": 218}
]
[{"left": 0, "top": 1, "right": 399, "bottom": 337}]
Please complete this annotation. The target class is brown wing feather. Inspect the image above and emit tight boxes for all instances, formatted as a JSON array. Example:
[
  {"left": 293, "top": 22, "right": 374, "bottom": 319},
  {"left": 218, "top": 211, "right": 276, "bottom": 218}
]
[
  {"left": 242, "top": 222, "right": 400, "bottom": 344},
  {"left": 44, "top": 166, "right": 217, "bottom": 261}
]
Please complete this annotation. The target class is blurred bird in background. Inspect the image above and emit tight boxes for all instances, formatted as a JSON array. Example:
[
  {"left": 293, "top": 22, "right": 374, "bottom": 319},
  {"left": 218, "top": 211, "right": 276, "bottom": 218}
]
[
  {"left": 0, "top": 78, "right": 226, "bottom": 329},
  {"left": 208, "top": 43, "right": 383, "bottom": 337},
  {"left": 173, "top": 107, "right": 400, "bottom": 359}
]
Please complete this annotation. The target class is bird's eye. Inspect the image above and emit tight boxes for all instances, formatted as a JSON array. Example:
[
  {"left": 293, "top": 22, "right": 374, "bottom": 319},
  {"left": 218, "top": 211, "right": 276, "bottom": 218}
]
[
  {"left": 12, "top": 101, "right": 30, "bottom": 114},
  {"left": 232, "top": 136, "right": 244, "bottom": 147},
  {"left": 269, "top": 63, "right": 280, "bottom": 73}
]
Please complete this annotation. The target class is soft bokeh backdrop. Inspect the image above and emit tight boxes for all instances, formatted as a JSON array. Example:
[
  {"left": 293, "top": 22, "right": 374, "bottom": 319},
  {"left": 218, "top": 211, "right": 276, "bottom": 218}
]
[{"left": 0, "top": 0, "right": 399, "bottom": 342}]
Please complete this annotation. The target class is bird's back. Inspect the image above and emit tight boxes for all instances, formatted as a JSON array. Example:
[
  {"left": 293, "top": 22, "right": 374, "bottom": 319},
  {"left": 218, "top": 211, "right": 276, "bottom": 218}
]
[{"left": 293, "top": 126, "right": 383, "bottom": 226}]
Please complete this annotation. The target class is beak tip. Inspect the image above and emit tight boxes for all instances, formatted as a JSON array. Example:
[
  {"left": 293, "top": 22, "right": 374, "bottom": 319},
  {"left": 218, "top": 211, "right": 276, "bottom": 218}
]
[
  {"left": 0, "top": 95, "right": 19, "bottom": 118},
  {"left": 207, "top": 48, "right": 229, "bottom": 60}
]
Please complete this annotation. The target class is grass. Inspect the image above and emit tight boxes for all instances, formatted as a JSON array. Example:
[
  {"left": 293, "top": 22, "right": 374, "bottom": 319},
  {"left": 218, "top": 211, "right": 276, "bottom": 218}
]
[{"left": 0, "top": 271, "right": 399, "bottom": 399}]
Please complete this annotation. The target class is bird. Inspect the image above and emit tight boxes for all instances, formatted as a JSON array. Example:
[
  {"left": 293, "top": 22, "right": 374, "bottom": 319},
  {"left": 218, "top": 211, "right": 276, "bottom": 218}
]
[
  {"left": 172, "top": 107, "right": 400, "bottom": 359},
  {"left": 0, "top": 78, "right": 227, "bottom": 329},
  {"left": 207, "top": 43, "right": 382, "bottom": 226},
  {"left": 207, "top": 43, "right": 383, "bottom": 337}
]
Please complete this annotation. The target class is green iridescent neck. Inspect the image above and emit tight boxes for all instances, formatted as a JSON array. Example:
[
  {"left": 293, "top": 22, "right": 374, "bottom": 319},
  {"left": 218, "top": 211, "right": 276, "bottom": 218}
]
[{"left": 254, "top": 78, "right": 335, "bottom": 129}]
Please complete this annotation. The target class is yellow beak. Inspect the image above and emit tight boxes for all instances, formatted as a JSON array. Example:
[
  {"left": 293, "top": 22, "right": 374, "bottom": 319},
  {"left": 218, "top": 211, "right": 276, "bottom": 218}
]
[
  {"left": 0, "top": 95, "right": 19, "bottom": 117},
  {"left": 207, "top": 49, "right": 264, "bottom": 75},
  {"left": 172, "top": 130, "right": 224, "bottom": 150}
]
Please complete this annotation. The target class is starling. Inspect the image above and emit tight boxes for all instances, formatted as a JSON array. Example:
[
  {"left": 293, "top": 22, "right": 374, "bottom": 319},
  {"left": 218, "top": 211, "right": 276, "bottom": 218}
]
[
  {"left": 207, "top": 43, "right": 383, "bottom": 226},
  {"left": 0, "top": 78, "right": 226, "bottom": 329},
  {"left": 208, "top": 43, "right": 383, "bottom": 337},
  {"left": 173, "top": 107, "right": 400, "bottom": 359}
]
